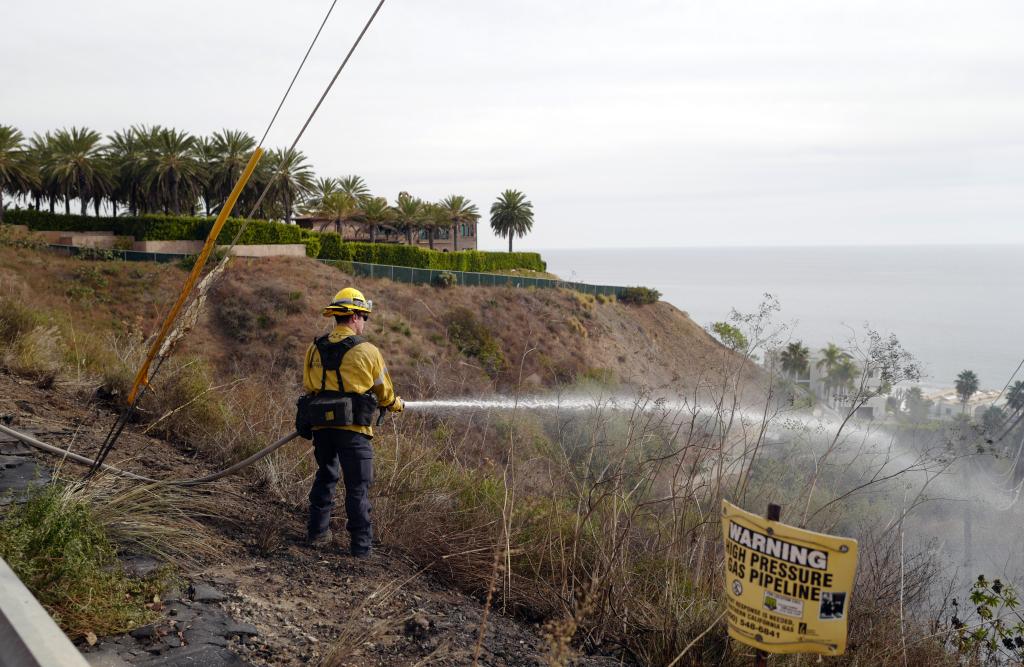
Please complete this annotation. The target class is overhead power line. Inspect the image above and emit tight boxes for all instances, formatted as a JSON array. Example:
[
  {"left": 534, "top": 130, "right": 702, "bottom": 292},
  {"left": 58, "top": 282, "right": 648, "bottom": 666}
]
[{"left": 86, "top": 0, "right": 389, "bottom": 477}]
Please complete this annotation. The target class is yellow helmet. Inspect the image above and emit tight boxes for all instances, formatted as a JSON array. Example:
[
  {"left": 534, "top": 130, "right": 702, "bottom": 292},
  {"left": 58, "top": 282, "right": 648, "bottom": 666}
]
[{"left": 322, "top": 287, "right": 373, "bottom": 317}]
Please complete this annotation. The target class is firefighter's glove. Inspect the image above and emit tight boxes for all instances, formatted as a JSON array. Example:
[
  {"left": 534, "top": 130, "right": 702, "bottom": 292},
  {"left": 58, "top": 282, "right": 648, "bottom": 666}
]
[{"left": 389, "top": 396, "right": 404, "bottom": 413}]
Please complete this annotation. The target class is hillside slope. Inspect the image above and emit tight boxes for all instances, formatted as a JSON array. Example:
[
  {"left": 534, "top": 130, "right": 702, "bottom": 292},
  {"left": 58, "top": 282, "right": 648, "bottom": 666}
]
[
  {"left": 0, "top": 245, "right": 767, "bottom": 666},
  {"left": 0, "top": 246, "right": 756, "bottom": 401}
]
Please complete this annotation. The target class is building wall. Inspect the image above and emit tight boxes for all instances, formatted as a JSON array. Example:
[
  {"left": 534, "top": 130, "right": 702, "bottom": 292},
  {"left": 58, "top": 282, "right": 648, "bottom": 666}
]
[{"left": 410, "top": 223, "right": 478, "bottom": 252}]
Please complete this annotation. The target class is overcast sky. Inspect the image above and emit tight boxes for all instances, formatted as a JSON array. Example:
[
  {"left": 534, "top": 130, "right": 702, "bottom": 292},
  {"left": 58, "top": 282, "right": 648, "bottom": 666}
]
[{"left": 4, "top": 0, "right": 1024, "bottom": 250}]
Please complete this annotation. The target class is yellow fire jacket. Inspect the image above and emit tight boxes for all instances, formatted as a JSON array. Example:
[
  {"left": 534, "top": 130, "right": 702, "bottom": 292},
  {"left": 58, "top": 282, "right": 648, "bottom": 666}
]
[{"left": 302, "top": 325, "right": 398, "bottom": 437}]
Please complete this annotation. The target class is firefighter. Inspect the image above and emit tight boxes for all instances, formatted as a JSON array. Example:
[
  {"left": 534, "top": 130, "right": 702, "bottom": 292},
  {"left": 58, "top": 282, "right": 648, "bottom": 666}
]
[{"left": 298, "top": 287, "right": 403, "bottom": 557}]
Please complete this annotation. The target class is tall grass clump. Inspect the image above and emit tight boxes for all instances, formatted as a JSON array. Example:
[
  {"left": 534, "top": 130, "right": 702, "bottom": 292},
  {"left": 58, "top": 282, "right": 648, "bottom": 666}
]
[
  {"left": 0, "top": 469, "right": 221, "bottom": 639},
  {"left": 0, "top": 292, "right": 63, "bottom": 385},
  {"left": 0, "top": 484, "right": 161, "bottom": 638}
]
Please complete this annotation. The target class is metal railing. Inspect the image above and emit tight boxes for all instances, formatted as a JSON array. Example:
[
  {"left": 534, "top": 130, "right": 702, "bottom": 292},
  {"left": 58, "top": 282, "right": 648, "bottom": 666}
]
[
  {"left": 0, "top": 557, "right": 90, "bottom": 667},
  {"left": 319, "top": 260, "right": 627, "bottom": 297}
]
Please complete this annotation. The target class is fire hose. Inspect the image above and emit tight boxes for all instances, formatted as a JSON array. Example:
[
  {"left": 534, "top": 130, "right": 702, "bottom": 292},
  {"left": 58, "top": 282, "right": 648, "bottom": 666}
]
[{"left": 0, "top": 408, "right": 394, "bottom": 486}]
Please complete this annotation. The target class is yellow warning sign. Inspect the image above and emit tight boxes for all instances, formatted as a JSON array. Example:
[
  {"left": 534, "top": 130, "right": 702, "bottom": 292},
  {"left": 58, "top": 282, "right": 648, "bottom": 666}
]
[{"left": 721, "top": 500, "right": 858, "bottom": 655}]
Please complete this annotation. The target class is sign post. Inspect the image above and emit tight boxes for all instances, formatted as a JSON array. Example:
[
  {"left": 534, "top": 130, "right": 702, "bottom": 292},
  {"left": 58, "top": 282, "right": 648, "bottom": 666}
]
[{"left": 722, "top": 500, "right": 858, "bottom": 659}]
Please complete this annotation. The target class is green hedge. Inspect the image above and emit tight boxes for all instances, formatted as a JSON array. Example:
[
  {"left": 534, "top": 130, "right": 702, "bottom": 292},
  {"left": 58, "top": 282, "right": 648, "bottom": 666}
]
[
  {"left": 317, "top": 241, "right": 545, "bottom": 272},
  {"left": 7, "top": 209, "right": 545, "bottom": 271},
  {"left": 5, "top": 209, "right": 302, "bottom": 245}
]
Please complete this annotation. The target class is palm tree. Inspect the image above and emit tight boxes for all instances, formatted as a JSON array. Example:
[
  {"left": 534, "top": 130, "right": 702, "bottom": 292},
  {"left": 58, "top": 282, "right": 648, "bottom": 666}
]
[
  {"left": 420, "top": 202, "right": 446, "bottom": 250},
  {"left": 28, "top": 132, "right": 56, "bottom": 212},
  {"left": 438, "top": 194, "right": 479, "bottom": 252},
  {"left": 955, "top": 370, "right": 980, "bottom": 413},
  {"left": 208, "top": 129, "right": 258, "bottom": 215},
  {"left": 145, "top": 128, "right": 205, "bottom": 215},
  {"left": 87, "top": 162, "right": 115, "bottom": 217},
  {"left": 46, "top": 127, "right": 106, "bottom": 215},
  {"left": 301, "top": 190, "right": 362, "bottom": 235},
  {"left": 779, "top": 341, "right": 810, "bottom": 379},
  {"left": 393, "top": 192, "right": 424, "bottom": 244},
  {"left": 828, "top": 357, "right": 860, "bottom": 403},
  {"left": 1008, "top": 381, "right": 1024, "bottom": 412},
  {"left": 0, "top": 126, "right": 39, "bottom": 223},
  {"left": 105, "top": 126, "right": 152, "bottom": 216},
  {"left": 193, "top": 135, "right": 219, "bottom": 216},
  {"left": 337, "top": 175, "right": 370, "bottom": 204},
  {"left": 304, "top": 177, "right": 340, "bottom": 219},
  {"left": 361, "top": 196, "right": 395, "bottom": 243},
  {"left": 816, "top": 343, "right": 850, "bottom": 403},
  {"left": 489, "top": 189, "right": 534, "bottom": 252},
  {"left": 264, "top": 148, "right": 314, "bottom": 224},
  {"left": 815, "top": 343, "right": 848, "bottom": 375},
  {"left": 133, "top": 125, "right": 165, "bottom": 213}
]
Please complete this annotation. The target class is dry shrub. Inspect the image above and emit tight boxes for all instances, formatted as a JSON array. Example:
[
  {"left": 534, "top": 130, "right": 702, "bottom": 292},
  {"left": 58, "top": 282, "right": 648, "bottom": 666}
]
[
  {"left": 446, "top": 306, "right": 508, "bottom": 378},
  {"left": 0, "top": 290, "right": 63, "bottom": 384},
  {"left": 143, "top": 358, "right": 232, "bottom": 449},
  {"left": 368, "top": 384, "right": 963, "bottom": 666},
  {"left": 253, "top": 439, "right": 317, "bottom": 509},
  {"left": 0, "top": 223, "right": 47, "bottom": 250},
  {"left": 565, "top": 316, "right": 588, "bottom": 338},
  {"left": 3, "top": 324, "right": 63, "bottom": 385}
]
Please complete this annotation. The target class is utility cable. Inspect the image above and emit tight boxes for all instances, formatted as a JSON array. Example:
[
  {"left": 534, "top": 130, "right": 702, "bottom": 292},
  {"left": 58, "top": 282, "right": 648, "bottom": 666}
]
[
  {"left": 259, "top": 0, "right": 340, "bottom": 147},
  {"left": 989, "top": 355, "right": 1024, "bottom": 409},
  {"left": 224, "top": 0, "right": 388, "bottom": 252},
  {"left": 86, "top": 0, "right": 388, "bottom": 476}
]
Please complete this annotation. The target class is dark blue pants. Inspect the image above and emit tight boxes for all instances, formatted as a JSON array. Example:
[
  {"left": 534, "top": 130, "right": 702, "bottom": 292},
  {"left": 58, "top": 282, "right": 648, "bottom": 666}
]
[{"left": 308, "top": 429, "right": 374, "bottom": 555}]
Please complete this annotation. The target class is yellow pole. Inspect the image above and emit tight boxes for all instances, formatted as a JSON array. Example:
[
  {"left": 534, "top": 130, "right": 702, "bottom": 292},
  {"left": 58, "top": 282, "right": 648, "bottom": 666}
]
[{"left": 127, "top": 148, "right": 264, "bottom": 404}]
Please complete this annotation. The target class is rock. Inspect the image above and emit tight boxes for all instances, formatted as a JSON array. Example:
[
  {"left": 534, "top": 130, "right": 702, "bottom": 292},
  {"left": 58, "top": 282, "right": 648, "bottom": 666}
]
[
  {"left": 131, "top": 624, "right": 158, "bottom": 640},
  {"left": 404, "top": 613, "right": 432, "bottom": 639},
  {"left": 188, "top": 583, "right": 227, "bottom": 602},
  {"left": 85, "top": 631, "right": 98, "bottom": 646},
  {"left": 136, "top": 644, "right": 251, "bottom": 666},
  {"left": 165, "top": 602, "right": 197, "bottom": 621},
  {"left": 182, "top": 629, "right": 229, "bottom": 648},
  {"left": 225, "top": 622, "right": 258, "bottom": 637}
]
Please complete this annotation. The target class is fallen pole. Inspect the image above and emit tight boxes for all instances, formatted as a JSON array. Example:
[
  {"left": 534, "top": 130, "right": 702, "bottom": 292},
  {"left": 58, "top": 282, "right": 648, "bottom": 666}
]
[{"left": 0, "top": 423, "right": 299, "bottom": 486}]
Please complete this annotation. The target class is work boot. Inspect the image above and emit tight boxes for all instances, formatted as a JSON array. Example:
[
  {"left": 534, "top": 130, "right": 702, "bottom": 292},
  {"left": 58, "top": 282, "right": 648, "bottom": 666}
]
[
  {"left": 351, "top": 548, "right": 372, "bottom": 560},
  {"left": 307, "top": 529, "right": 333, "bottom": 548}
]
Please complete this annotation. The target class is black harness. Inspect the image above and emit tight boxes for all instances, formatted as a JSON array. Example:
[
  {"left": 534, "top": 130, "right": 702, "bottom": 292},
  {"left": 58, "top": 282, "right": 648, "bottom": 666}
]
[{"left": 295, "top": 335, "right": 380, "bottom": 437}]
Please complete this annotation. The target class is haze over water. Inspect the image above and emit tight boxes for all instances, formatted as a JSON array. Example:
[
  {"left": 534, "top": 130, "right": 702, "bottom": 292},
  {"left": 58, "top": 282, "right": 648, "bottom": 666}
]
[{"left": 544, "top": 245, "right": 1024, "bottom": 390}]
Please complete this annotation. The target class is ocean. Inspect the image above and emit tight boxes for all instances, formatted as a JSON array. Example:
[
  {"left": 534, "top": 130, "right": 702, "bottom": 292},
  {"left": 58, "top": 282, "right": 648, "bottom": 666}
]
[{"left": 543, "top": 245, "right": 1024, "bottom": 391}]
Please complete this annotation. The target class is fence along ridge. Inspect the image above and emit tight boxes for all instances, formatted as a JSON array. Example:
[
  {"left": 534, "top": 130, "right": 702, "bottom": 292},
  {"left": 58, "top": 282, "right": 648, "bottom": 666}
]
[
  {"left": 318, "top": 259, "right": 625, "bottom": 297},
  {"left": 45, "top": 244, "right": 626, "bottom": 297}
]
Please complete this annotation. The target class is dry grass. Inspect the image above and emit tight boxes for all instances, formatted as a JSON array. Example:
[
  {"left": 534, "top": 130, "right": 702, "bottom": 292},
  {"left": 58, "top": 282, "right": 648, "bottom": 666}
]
[
  {"left": 318, "top": 572, "right": 426, "bottom": 667},
  {"left": 63, "top": 470, "right": 225, "bottom": 564},
  {"left": 364, "top": 368, "right": 960, "bottom": 665},
  {"left": 0, "top": 470, "right": 221, "bottom": 639}
]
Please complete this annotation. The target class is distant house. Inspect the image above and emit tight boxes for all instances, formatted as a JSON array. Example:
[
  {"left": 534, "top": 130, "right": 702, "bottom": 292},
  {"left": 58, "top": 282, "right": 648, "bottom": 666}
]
[
  {"left": 923, "top": 389, "right": 1001, "bottom": 420},
  {"left": 293, "top": 216, "right": 478, "bottom": 252},
  {"left": 764, "top": 348, "right": 886, "bottom": 419}
]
